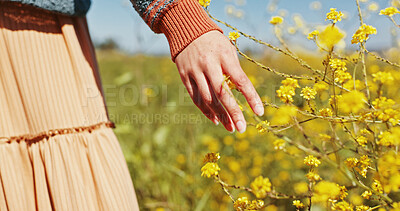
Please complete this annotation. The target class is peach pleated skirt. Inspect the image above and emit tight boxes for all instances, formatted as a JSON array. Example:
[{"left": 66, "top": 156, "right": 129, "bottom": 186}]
[{"left": 0, "top": 2, "right": 139, "bottom": 210}]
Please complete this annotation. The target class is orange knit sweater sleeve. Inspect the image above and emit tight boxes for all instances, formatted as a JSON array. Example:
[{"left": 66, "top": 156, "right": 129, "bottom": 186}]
[{"left": 133, "top": 0, "right": 223, "bottom": 61}]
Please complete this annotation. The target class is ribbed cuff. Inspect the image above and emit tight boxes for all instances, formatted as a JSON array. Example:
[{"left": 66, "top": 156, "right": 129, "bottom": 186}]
[{"left": 159, "top": 0, "right": 223, "bottom": 62}]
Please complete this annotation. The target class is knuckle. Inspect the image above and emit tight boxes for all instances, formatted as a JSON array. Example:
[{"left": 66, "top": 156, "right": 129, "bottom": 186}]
[
  {"left": 215, "top": 84, "right": 227, "bottom": 98},
  {"left": 235, "top": 75, "right": 249, "bottom": 89}
]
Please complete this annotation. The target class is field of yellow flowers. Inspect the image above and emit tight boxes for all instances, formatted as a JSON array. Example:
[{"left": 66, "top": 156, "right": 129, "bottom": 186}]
[{"left": 98, "top": 0, "right": 400, "bottom": 210}]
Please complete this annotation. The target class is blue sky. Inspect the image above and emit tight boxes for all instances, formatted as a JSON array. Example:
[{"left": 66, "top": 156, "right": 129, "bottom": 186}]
[{"left": 86, "top": 0, "right": 397, "bottom": 55}]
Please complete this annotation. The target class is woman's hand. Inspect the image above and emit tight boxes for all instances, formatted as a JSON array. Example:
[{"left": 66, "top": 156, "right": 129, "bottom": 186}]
[{"left": 175, "top": 31, "right": 264, "bottom": 133}]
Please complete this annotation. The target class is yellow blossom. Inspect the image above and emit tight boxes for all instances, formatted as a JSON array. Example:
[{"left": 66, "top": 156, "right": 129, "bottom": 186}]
[
  {"left": 356, "top": 205, "right": 370, "bottom": 211},
  {"left": 293, "top": 200, "right": 305, "bottom": 208},
  {"left": 304, "top": 155, "right": 321, "bottom": 167},
  {"left": 250, "top": 176, "right": 272, "bottom": 198},
  {"left": 345, "top": 158, "right": 359, "bottom": 168},
  {"left": 313, "top": 181, "right": 341, "bottom": 203},
  {"left": 372, "top": 71, "right": 394, "bottom": 84},
  {"left": 372, "top": 179, "right": 383, "bottom": 193},
  {"left": 368, "top": 2, "right": 379, "bottom": 11},
  {"left": 326, "top": 8, "right": 344, "bottom": 23},
  {"left": 319, "top": 108, "right": 333, "bottom": 117},
  {"left": 314, "top": 81, "right": 329, "bottom": 92},
  {"left": 378, "top": 151, "right": 400, "bottom": 193},
  {"left": 335, "top": 69, "right": 352, "bottom": 83},
  {"left": 306, "top": 171, "right": 322, "bottom": 182},
  {"left": 234, "top": 197, "right": 264, "bottom": 211},
  {"left": 256, "top": 120, "right": 270, "bottom": 133},
  {"left": 338, "top": 90, "right": 366, "bottom": 114},
  {"left": 301, "top": 86, "right": 317, "bottom": 100},
  {"left": 351, "top": 24, "right": 377, "bottom": 44},
  {"left": 294, "top": 182, "right": 309, "bottom": 194},
  {"left": 308, "top": 30, "right": 320, "bottom": 40},
  {"left": 282, "top": 78, "right": 300, "bottom": 88},
  {"left": 329, "top": 59, "right": 347, "bottom": 71},
  {"left": 201, "top": 162, "right": 220, "bottom": 178},
  {"left": 269, "top": 16, "right": 283, "bottom": 25},
  {"left": 356, "top": 136, "right": 368, "bottom": 146},
  {"left": 198, "top": 0, "right": 210, "bottom": 7},
  {"left": 276, "top": 78, "right": 299, "bottom": 103},
  {"left": 276, "top": 86, "right": 296, "bottom": 103},
  {"left": 318, "top": 25, "right": 345, "bottom": 48},
  {"left": 361, "top": 190, "right": 372, "bottom": 199},
  {"left": 332, "top": 201, "right": 354, "bottom": 211},
  {"left": 224, "top": 74, "right": 237, "bottom": 89},
  {"left": 273, "top": 139, "right": 285, "bottom": 150},
  {"left": 337, "top": 185, "right": 348, "bottom": 200},
  {"left": 271, "top": 105, "right": 297, "bottom": 125},
  {"left": 377, "top": 129, "right": 400, "bottom": 146},
  {"left": 379, "top": 7, "right": 400, "bottom": 17},
  {"left": 228, "top": 32, "right": 240, "bottom": 42}
]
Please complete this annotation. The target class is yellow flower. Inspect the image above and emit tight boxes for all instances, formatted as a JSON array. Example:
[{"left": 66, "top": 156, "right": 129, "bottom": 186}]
[
  {"left": 250, "top": 176, "right": 272, "bottom": 198},
  {"left": 351, "top": 24, "right": 377, "bottom": 44},
  {"left": 337, "top": 185, "right": 348, "bottom": 200},
  {"left": 281, "top": 78, "right": 300, "bottom": 88},
  {"left": 306, "top": 171, "right": 322, "bottom": 182},
  {"left": 314, "top": 81, "right": 329, "bottom": 92},
  {"left": 313, "top": 181, "right": 340, "bottom": 203},
  {"left": 294, "top": 182, "right": 309, "bottom": 194},
  {"left": 301, "top": 87, "right": 317, "bottom": 100},
  {"left": 361, "top": 190, "right": 372, "bottom": 199},
  {"left": 308, "top": 30, "right": 319, "bottom": 40},
  {"left": 269, "top": 16, "right": 283, "bottom": 25},
  {"left": 329, "top": 59, "right": 347, "bottom": 71},
  {"left": 276, "top": 78, "right": 299, "bottom": 103},
  {"left": 368, "top": 2, "right": 379, "bottom": 11},
  {"left": 372, "top": 71, "right": 394, "bottom": 84},
  {"left": 335, "top": 69, "right": 352, "bottom": 83},
  {"left": 198, "top": 0, "right": 210, "bottom": 7},
  {"left": 345, "top": 158, "right": 359, "bottom": 168},
  {"left": 276, "top": 85, "right": 296, "bottom": 103},
  {"left": 233, "top": 197, "right": 264, "bottom": 211},
  {"left": 338, "top": 90, "right": 366, "bottom": 114},
  {"left": 256, "top": 120, "right": 270, "bottom": 133},
  {"left": 372, "top": 179, "right": 383, "bottom": 193},
  {"left": 331, "top": 201, "right": 354, "bottom": 211},
  {"left": 379, "top": 7, "right": 400, "bottom": 17},
  {"left": 224, "top": 74, "right": 237, "bottom": 89},
  {"left": 304, "top": 155, "right": 321, "bottom": 167},
  {"left": 378, "top": 130, "right": 400, "bottom": 146},
  {"left": 273, "top": 139, "right": 285, "bottom": 150},
  {"left": 326, "top": 8, "right": 344, "bottom": 23},
  {"left": 318, "top": 25, "right": 345, "bottom": 48},
  {"left": 201, "top": 162, "right": 220, "bottom": 178},
  {"left": 356, "top": 205, "right": 370, "bottom": 211},
  {"left": 319, "top": 108, "right": 333, "bottom": 117},
  {"left": 356, "top": 136, "right": 368, "bottom": 146},
  {"left": 271, "top": 105, "right": 297, "bottom": 125},
  {"left": 228, "top": 32, "right": 240, "bottom": 42},
  {"left": 293, "top": 200, "right": 305, "bottom": 208}
]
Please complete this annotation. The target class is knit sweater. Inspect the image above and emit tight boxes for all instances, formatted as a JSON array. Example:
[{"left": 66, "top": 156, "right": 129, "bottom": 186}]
[{"left": 6, "top": 0, "right": 222, "bottom": 60}]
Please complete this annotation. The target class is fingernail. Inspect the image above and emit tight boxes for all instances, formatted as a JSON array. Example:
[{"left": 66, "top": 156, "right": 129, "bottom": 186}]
[
  {"left": 254, "top": 103, "right": 264, "bottom": 116},
  {"left": 213, "top": 118, "right": 219, "bottom": 126},
  {"left": 236, "top": 120, "right": 246, "bottom": 133}
]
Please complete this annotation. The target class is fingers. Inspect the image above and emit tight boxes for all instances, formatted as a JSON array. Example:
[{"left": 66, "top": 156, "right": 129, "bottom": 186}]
[
  {"left": 205, "top": 67, "right": 247, "bottom": 133},
  {"left": 221, "top": 51, "right": 264, "bottom": 117},
  {"left": 190, "top": 73, "right": 235, "bottom": 132}
]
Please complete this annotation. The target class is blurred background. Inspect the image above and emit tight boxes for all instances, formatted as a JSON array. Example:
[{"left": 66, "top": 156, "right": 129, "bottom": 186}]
[{"left": 85, "top": 0, "right": 399, "bottom": 210}]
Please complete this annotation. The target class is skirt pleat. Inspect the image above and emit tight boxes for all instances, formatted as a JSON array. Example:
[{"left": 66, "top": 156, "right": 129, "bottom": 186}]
[{"left": 0, "top": 2, "right": 139, "bottom": 210}]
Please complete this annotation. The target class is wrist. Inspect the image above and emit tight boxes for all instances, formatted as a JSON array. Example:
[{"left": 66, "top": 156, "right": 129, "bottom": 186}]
[{"left": 159, "top": 0, "right": 223, "bottom": 62}]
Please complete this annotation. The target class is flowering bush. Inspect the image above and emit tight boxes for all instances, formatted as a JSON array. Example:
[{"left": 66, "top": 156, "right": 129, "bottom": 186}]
[{"left": 200, "top": 0, "right": 400, "bottom": 210}]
